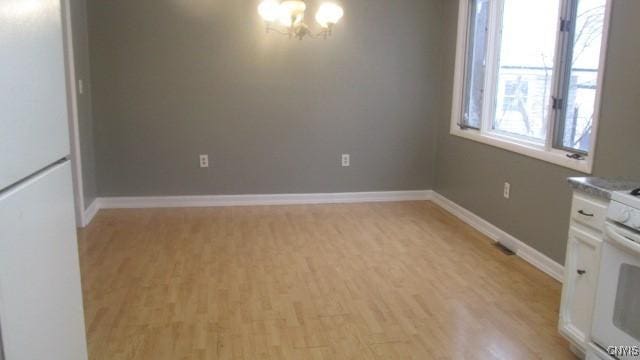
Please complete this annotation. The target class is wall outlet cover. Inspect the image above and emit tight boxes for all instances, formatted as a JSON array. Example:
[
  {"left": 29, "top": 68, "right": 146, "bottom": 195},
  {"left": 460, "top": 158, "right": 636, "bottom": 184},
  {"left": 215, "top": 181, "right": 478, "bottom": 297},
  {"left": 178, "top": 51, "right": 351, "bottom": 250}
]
[
  {"left": 199, "top": 155, "right": 209, "bottom": 168},
  {"left": 341, "top": 154, "right": 350, "bottom": 167},
  {"left": 503, "top": 182, "right": 511, "bottom": 199}
]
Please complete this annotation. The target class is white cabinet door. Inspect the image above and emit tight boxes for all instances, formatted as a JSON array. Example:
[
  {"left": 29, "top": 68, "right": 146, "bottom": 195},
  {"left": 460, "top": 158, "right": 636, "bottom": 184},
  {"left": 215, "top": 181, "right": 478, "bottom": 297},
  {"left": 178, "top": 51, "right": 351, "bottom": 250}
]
[
  {"left": 0, "top": 0, "right": 70, "bottom": 189},
  {"left": 0, "top": 161, "right": 87, "bottom": 360},
  {"left": 559, "top": 226, "right": 602, "bottom": 351}
]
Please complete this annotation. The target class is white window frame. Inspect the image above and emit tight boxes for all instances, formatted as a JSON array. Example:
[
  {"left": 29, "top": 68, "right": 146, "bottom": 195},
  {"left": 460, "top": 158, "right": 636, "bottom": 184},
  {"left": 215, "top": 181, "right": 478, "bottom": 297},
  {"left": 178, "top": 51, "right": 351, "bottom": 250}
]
[{"left": 450, "top": 0, "right": 613, "bottom": 174}]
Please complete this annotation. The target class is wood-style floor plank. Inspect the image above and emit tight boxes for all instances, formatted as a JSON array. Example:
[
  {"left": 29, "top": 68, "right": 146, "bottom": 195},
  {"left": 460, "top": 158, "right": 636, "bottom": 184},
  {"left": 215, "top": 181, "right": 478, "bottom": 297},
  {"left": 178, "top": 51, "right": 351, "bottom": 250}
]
[{"left": 78, "top": 201, "right": 576, "bottom": 360}]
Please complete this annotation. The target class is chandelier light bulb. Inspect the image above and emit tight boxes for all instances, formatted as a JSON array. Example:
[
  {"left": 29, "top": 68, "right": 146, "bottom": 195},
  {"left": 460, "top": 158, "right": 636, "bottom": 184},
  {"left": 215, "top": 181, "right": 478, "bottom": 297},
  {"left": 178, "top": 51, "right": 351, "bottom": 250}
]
[
  {"left": 280, "top": 0, "right": 306, "bottom": 16},
  {"left": 278, "top": 0, "right": 306, "bottom": 26},
  {"left": 258, "top": 0, "right": 280, "bottom": 22},
  {"left": 315, "top": 2, "right": 344, "bottom": 28}
]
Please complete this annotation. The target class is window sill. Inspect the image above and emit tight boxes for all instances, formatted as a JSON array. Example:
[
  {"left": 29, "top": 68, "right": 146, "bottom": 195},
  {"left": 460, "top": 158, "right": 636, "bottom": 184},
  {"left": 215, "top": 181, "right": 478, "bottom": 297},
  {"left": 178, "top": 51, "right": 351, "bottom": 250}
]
[{"left": 450, "top": 127, "right": 593, "bottom": 174}]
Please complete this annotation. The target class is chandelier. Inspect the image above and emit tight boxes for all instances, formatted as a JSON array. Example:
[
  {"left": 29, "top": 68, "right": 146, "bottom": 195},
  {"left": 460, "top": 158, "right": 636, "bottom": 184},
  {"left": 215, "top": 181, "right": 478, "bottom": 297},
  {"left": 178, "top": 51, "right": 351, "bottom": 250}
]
[{"left": 257, "top": 0, "right": 344, "bottom": 40}]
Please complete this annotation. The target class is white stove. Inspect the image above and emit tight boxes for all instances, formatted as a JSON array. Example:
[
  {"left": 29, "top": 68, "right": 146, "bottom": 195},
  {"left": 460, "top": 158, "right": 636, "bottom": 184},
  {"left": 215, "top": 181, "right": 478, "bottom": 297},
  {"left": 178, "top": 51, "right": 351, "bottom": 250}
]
[
  {"left": 609, "top": 189, "right": 640, "bottom": 232},
  {"left": 590, "top": 188, "right": 640, "bottom": 359}
]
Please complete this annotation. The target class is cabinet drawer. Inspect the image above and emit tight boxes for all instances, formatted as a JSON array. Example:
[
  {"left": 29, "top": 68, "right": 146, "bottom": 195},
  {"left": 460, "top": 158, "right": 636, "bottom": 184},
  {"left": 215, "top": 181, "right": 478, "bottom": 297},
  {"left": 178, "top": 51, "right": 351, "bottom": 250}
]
[{"left": 570, "top": 194, "right": 607, "bottom": 232}]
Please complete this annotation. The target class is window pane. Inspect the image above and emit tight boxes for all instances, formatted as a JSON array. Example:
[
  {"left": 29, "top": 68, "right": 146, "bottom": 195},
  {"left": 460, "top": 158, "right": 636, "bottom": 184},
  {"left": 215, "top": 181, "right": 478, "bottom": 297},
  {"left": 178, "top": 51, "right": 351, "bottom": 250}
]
[
  {"left": 462, "top": 0, "right": 490, "bottom": 129},
  {"left": 492, "top": 0, "right": 561, "bottom": 143},
  {"left": 613, "top": 264, "right": 640, "bottom": 339},
  {"left": 559, "top": 0, "right": 606, "bottom": 153}
]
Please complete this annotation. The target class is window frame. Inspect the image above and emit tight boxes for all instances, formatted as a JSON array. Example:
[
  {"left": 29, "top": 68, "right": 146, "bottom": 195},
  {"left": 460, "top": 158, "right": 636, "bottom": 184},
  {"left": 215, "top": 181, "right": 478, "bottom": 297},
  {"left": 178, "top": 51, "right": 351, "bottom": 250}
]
[{"left": 450, "top": 0, "right": 612, "bottom": 174}]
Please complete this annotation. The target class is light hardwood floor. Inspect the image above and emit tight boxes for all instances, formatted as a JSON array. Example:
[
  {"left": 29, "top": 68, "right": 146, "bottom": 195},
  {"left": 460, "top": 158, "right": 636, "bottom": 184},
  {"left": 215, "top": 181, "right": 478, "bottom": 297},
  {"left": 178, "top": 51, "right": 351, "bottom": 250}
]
[{"left": 78, "top": 201, "right": 576, "bottom": 360}]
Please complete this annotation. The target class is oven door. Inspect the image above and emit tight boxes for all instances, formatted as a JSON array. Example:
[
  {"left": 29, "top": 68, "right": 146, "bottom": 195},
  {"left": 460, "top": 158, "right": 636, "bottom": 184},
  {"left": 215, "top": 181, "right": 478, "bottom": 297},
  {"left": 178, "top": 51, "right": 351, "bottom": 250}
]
[{"left": 592, "top": 223, "right": 640, "bottom": 359}]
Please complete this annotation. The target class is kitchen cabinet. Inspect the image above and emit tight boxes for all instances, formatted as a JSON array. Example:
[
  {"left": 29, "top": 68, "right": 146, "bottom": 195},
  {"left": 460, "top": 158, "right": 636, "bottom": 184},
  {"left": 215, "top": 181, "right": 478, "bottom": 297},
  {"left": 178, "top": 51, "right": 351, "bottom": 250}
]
[{"left": 559, "top": 191, "right": 608, "bottom": 353}]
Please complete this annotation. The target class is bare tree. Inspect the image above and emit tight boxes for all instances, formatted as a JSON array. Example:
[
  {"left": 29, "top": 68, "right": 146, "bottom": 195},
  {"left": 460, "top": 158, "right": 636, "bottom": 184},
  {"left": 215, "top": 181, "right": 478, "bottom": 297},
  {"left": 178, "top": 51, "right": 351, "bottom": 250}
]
[
  {"left": 567, "top": 3, "right": 605, "bottom": 149},
  {"left": 494, "top": 2, "right": 604, "bottom": 143},
  {"left": 572, "top": 5, "right": 605, "bottom": 67}
]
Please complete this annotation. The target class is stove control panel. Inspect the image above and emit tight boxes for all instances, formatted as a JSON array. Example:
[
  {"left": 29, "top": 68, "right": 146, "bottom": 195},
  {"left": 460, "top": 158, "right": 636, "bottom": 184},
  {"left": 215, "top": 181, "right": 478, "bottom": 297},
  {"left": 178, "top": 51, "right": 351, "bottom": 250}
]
[{"left": 608, "top": 200, "right": 640, "bottom": 231}]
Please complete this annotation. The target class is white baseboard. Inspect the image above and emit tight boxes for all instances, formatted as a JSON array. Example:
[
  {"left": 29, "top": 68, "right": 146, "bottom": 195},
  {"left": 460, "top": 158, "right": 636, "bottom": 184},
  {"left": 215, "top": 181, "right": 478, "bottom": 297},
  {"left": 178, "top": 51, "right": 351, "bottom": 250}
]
[
  {"left": 431, "top": 192, "right": 564, "bottom": 283},
  {"left": 80, "top": 189, "right": 563, "bottom": 282},
  {"left": 80, "top": 190, "right": 434, "bottom": 227},
  {"left": 98, "top": 190, "right": 434, "bottom": 209},
  {"left": 81, "top": 198, "right": 100, "bottom": 228}
]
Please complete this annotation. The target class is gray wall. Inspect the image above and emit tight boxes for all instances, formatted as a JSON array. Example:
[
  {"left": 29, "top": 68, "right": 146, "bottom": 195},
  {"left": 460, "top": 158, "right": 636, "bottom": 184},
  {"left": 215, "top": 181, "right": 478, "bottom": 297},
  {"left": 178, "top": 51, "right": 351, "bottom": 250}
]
[
  {"left": 435, "top": 0, "right": 640, "bottom": 264},
  {"left": 87, "top": 0, "right": 443, "bottom": 196},
  {"left": 69, "top": 0, "right": 98, "bottom": 208},
  {"left": 83, "top": 0, "right": 640, "bottom": 264}
]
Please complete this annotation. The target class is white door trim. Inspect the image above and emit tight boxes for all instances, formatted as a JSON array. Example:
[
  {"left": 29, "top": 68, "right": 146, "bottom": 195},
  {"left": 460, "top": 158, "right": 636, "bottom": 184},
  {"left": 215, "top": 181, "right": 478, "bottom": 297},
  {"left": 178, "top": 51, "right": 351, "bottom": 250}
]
[{"left": 60, "top": 0, "right": 85, "bottom": 227}]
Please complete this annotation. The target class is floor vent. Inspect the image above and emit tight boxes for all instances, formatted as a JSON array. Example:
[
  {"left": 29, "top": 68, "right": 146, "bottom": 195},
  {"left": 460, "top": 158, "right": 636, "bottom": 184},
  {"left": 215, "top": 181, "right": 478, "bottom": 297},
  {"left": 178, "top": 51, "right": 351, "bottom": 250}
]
[{"left": 494, "top": 242, "right": 515, "bottom": 256}]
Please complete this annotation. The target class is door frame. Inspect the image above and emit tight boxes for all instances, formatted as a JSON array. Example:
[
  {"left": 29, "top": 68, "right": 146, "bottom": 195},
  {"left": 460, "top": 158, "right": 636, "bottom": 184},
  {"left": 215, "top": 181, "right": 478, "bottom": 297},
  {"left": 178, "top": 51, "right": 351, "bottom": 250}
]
[{"left": 60, "top": 0, "right": 86, "bottom": 227}]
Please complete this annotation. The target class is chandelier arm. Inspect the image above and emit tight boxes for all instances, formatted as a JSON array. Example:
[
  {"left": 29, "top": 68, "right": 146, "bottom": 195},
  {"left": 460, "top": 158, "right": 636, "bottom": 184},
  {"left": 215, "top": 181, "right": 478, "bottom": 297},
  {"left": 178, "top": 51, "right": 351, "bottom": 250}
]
[
  {"left": 264, "top": 24, "right": 333, "bottom": 40},
  {"left": 312, "top": 24, "right": 333, "bottom": 40},
  {"left": 309, "top": 29, "right": 331, "bottom": 40},
  {"left": 306, "top": 32, "right": 320, "bottom": 39},
  {"left": 266, "top": 25, "right": 293, "bottom": 37}
]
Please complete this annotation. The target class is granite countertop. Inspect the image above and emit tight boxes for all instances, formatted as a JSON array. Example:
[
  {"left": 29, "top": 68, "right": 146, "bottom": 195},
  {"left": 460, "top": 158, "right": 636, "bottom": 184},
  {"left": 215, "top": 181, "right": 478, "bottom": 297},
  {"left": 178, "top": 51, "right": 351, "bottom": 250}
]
[{"left": 568, "top": 177, "right": 640, "bottom": 200}]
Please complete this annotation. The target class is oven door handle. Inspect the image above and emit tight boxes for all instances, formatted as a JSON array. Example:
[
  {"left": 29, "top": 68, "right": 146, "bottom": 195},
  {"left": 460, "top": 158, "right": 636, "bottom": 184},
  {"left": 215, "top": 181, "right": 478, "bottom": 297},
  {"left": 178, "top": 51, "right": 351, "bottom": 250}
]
[{"left": 605, "top": 223, "right": 640, "bottom": 255}]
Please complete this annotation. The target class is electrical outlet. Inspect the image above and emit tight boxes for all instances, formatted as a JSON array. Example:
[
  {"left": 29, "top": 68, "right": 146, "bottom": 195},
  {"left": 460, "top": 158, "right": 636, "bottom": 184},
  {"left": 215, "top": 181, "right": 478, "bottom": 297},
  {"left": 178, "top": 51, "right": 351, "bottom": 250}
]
[
  {"left": 503, "top": 182, "right": 511, "bottom": 199},
  {"left": 199, "top": 154, "right": 209, "bottom": 168},
  {"left": 78, "top": 79, "right": 84, "bottom": 95},
  {"left": 341, "top": 154, "right": 350, "bottom": 167}
]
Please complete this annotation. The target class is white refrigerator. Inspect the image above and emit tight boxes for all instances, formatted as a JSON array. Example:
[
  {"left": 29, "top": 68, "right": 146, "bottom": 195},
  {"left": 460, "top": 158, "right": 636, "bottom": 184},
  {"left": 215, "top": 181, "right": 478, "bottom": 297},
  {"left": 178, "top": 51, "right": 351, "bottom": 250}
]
[{"left": 0, "top": 0, "right": 88, "bottom": 359}]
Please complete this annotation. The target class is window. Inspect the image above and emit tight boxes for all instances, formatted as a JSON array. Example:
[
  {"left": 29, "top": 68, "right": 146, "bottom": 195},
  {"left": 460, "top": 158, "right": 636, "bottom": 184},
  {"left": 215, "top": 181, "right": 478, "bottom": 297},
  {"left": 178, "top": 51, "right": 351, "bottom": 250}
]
[
  {"left": 502, "top": 80, "right": 529, "bottom": 112},
  {"left": 451, "top": 0, "right": 611, "bottom": 173}
]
